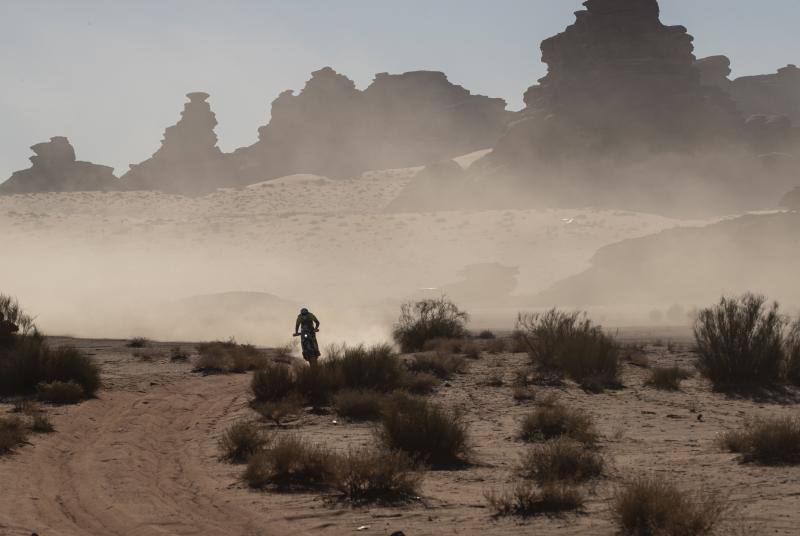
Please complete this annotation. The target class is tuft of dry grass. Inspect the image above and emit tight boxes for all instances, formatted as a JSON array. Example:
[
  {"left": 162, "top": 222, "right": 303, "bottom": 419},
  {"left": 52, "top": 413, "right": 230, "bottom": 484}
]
[
  {"left": 485, "top": 338, "right": 507, "bottom": 355},
  {"left": 519, "top": 438, "right": 603, "bottom": 483},
  {"left": 333, "top": 390, "right": 387, "bottom": 421},
  {"left": 393, "top": 297, "right": 469, "bottom": 353},
  {"left": 219, "top": 421, "right": 270, "bottom": 463},
  {"left": 30, "top": 412, "right": 54, "bottom": 433},
  {"left": 0, "top": 416, "right": 29, "bottom": 454},
  {"left": 519, "top": 402, "right": 598, "bottom": 445},
  {"left": 244, "top": 435, "right": 338, "bottom": 490},
  {"left": 721, "top": 417, "right": 800, "bottom": 465},
  {"left": 334, "top": 448, "right": 422, "bottom": 503},
  {"left": 170, "top": 346, "right": 190, "bottom": 361},
  {"left": 408, "top": 352, "right": 466, "bottom": 379},
  {"left": 487, "top": 482, "right": 584, "bottom": 517},
  {"left": 36, "top": 380, "right": 85, "bottom": 404},
  {"left": 462, "top": 341, "right": 481, "bottom": 359},
  {"left": 512, "top": 386, "right": 537, "bottom": 402},
  {"left": 251, "top": 364, "right": 296, "bottom": 402},
  {"left": 379, "top": 392, "right": 470, "bottom": 467},
  {"left": 196, "top": 340, "right": 267, "bottom": 373},
  {"left": 646, "top": 366, "right": 692, "bottom": 391},
  {"left": 612, "top": 476, "right": 727, "bottom": 536}
]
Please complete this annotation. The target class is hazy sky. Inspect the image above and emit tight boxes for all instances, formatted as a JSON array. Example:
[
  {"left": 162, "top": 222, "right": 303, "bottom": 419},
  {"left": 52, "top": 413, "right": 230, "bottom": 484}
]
[{"left": 1, "top": 0, "right": 798, "bottom": 180}]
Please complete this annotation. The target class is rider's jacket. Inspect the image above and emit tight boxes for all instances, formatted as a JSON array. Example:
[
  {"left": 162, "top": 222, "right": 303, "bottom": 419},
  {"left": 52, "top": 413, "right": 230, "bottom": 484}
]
[{"left": 295, "top": 312, "right": 320, "bottom": 333}]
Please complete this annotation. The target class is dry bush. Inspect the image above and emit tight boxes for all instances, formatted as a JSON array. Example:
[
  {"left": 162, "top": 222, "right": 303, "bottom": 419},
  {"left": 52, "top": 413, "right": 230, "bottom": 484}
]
[
  {"left": 334, "top": 448, "right": 422, "bottom": 503},
  {"left": 721, "top": 417, "right": 800, "bottom": 465},
  {"left": 407, "top": 352, "right": 466, "bottom": 379},
  {"left": 646, "top": 367, "right": 692, "bottom": 391},
  {"left": 0, "top": 335, "right": 100, "bottom": 399},
  {"left": 787, "top": 320, "right": 800, "bottom": 386},
  {"left": 251, "top": 364, "right": 295, "bottom": 402},
  {"left": 126, "top": 337, "right": 149, "bottom": 348},
  {"left": 244, "top": 435, "right": 338, "bottom": 490},
  {"left": 255, "top": 395, "right": 304, "bottom": 426},
  {"left": 219, "top": 420, "right": 270, "bottom": 463},
  {"left": 520, "top": 402, "right": 598, "bottom": 445},
  {"left": 694, "top": 294, "right": 786, "bottom": 388},
  {"left": 393, "top": 297, "right": 469, "bottom": 352},
  {"left": 36, "top": 380, "right": 85, "bottom": 404},
  {"left": 476, "top": 330, "right": 496, "bottom": 340},
  {"left": 398, "top": 371, "right": 440, "bottom": 394},
  {"left": 30, "top": 412, "right": 54, "bottom": 433},
  {"left": 510, "top": 330, "right": 530, "bottom": 353},
  {"left": 519, "top": 438, "right": 603, "bottom": 483},
  {"left": 517, "top": 309, "right": 620, "bottom": 391},
  {"left": 292, "top": 361, "right": 344, "bottom": 407},
  {"left": 273, "top": 342, "right": 294, "bottom": 359},
  {"left": 487, "top": 482, "right": 583, "bottom": 517},
  {"left": 379, "top": 392, "right": 469, "bottom": 466},
  {"left": 486, "top": 338, "right": 507, "bottom": 354},
  {"left": 330, "top": 343, "right": 404, "bottom": 392},
  {"left": 333, "top": 390, "right": 387, "bottom": 421},
  {"left": 0, "top": 294, "right": 36, "bottom": 335},
  {"left": 0, "top": 416, "right": 29, "bottom": 454},
  {"left": 422, "top": 337, "right": 465, "bottom": 354},
  {"left": 612, "top": 477, "right": 726, "bottom": 536},
  {"left": 196, "top": 340, "right": 266, "bottom": 373}
]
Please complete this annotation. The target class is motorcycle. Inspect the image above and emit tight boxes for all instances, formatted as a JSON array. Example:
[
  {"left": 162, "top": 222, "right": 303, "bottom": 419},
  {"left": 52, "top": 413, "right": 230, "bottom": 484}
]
[{"left": 293, "top": 328, "right": 321, "bottom": 362}]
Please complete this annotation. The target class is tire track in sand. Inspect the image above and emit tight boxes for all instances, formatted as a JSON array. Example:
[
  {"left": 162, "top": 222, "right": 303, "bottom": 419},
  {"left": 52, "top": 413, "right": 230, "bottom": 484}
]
[{"left": 0, "top": 374, "right": 304, "bottom": 536}]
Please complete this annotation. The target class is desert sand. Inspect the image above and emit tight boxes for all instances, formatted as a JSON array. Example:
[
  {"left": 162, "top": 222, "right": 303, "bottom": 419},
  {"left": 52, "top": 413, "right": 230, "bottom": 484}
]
[{"left": 1, "top": 334, "right": 798, "bottom": 535}]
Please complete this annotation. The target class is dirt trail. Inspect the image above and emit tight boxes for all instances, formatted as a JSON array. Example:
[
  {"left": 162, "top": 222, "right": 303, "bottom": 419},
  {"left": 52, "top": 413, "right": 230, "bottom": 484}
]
[{"left": 0, "top": 372, "right": 302, "bottom": 536}]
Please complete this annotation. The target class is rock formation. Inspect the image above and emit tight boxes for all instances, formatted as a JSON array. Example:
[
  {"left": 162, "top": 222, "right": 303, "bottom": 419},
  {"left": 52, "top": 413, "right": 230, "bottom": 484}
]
[
  {"left": 233, "top": 68, "right": 513, "bottom": 184},
  {"left": 696, "top": 59, "right": 800, "bottom": 126},
  {"left": 0, "top": 136, "right": 118, "bottom": 195},
  {"left": 122, "top": 92, "right": 235, "bottom": 194},
  {"left": 485, "top": 0, "right": 742, "bottom": 168}
]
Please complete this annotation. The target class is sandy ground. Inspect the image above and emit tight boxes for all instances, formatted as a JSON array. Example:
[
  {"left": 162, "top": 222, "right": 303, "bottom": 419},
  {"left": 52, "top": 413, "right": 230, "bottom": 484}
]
[{"left": 2, "top": 334, "right": 798, "bottom": 536}]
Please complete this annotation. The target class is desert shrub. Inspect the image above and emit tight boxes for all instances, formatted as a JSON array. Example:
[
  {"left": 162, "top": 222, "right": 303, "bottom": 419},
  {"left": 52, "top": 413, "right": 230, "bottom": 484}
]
[
  {"left": 380, "top": 392, "right": 469, "bottom": 466},
  {"left": 646, "top": 366, "right": 692, "bottom": 391},
  {"left": 398, "top": 371, "right": 440, "bottom": 394},
  {"left": 787, "top": 320, "right": 800, "bottom": 386},
  {"left": 334, "top": 448, "right": 422, "bottom": 503},
  {"left": 292, "top": 361, "right": 344, "bottom": 407},
  {"left": 126, "top": 337, "right": 149, "bottom": 348},
  {"left": 517, "top": 309, "right": 620, "bottom": 390},
  {"left": 407, "top": 352, "right": 466, "bottom": 379},
  {"left": 519, "top": 438, "right": 603, "bottom": 483},
  {"left": 30, "top": 412, "right": 54, "bottom": 433},
  {"left": 272, "top": 342, "right": 294, "bottom": 359},
  {"left": 196, "top": 340, "right": 266, "bottom": 373},
  {"left": 477, "top": 330, "right": 496, "bottom": 340},
  {"left": 612, "top": 476, "right": 726, "bottom": 536},
  {"left": 0, "top": 416, "right": 29, "bottom": 454},
  {"left": 255, "top": 395, "right": 304, "bottom": 426},
  {"left": 422, "top": 337, "right": 465, "bottom": 353},
  {"left": 486, "top": 338, "right": 507, "bottom": 354},
  {"left": 331, "top": 343, "right": 404, "bottom": 392},
  {"left": 520, "top": 402, "right": 598, "bottom": 445},
  {"left": 694, "top": 294, "right": 786, "bottom": 387},
  {"left": 219, "top": 420, "right": 270, "bottom": 463},
  {"left": 0, "top": 294, "right": 36, "bottom": 335},
  {"left": 393, "top": 297, "right": 469, "bottom": 352},
  {"left": 244, "top": 435, "right": 338, "bottom": 489},
  {"left": 251, "top": 364, "right": 295, "bottom": 402},
  {"left": 333, "top": 390, "right": 387, "bottom": 421},
  {"left": 721, "top": 417, "right": 800, "bottom": 465},
  {"left": 36, "top": 380, "right": 85, "bottom": 404},
  {"left": 0, "top": 335, "right": 99, "bottom": 399},
  {"left": 487, "top": 482, "right": 583, "bottom": 517}
]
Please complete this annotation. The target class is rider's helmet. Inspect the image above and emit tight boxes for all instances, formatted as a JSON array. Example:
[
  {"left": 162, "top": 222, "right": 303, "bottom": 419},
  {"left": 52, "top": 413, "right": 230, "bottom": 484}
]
[{"left": 300, "top": 308, "right": 309, "bottom": 315}]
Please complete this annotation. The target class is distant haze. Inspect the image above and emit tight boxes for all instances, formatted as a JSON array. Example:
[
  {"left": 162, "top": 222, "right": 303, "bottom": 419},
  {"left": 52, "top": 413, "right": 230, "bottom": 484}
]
[{"left": 1, "top": 0, "right": 799, "bottom": 180}]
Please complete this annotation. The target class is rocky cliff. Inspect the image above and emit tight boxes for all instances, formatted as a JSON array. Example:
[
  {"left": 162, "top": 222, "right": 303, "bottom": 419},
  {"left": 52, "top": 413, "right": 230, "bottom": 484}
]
[{"left": 0, "top": 137, "right": 118, "bottom": 195}]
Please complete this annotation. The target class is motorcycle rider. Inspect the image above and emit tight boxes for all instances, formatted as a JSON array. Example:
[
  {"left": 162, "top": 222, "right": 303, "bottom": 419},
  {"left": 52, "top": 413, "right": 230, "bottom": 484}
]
[{"left": 294, "top": 308, "right": 321, "bottom": 361}]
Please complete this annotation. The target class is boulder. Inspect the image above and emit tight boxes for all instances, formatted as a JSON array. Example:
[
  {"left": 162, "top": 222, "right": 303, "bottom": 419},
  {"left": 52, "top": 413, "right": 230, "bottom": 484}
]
[{"left": 0, "top": 136, "right": 118, "bottom": 195}]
